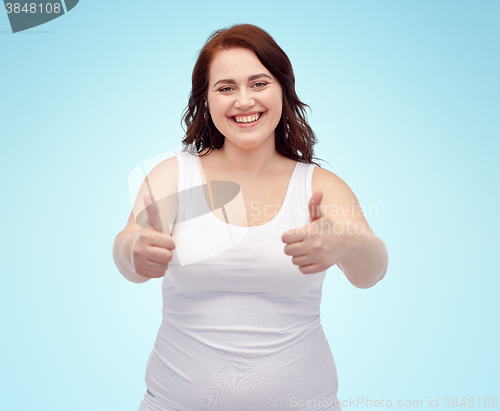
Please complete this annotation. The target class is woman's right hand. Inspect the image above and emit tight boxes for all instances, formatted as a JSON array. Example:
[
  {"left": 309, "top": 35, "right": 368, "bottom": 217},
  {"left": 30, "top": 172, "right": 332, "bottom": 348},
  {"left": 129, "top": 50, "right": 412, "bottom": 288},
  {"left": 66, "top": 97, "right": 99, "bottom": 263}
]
[{"left": 131, "top": 195, "right": 176, "bottom": 279}]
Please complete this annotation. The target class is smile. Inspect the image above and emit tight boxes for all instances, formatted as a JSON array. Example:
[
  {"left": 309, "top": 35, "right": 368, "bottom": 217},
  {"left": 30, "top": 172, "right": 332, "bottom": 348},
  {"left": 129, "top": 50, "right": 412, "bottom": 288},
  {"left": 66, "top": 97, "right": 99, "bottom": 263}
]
[{"left": 231, "top": 112, "right": 263, "bottom": 124}]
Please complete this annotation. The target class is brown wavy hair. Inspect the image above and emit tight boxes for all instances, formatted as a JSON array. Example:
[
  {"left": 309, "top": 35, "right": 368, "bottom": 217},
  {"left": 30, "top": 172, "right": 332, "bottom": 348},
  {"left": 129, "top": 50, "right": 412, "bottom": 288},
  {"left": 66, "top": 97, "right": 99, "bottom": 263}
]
[{"left": 181, "top": 23, "right": 325, "bottom": 167}]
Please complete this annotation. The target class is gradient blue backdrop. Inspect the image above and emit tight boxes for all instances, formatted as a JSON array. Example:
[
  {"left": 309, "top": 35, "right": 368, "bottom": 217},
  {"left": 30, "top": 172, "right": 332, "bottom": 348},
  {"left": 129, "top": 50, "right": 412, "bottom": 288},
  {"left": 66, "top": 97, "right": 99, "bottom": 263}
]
[{"left": 1, "top": 1, "right": 498, "bottom": 410}]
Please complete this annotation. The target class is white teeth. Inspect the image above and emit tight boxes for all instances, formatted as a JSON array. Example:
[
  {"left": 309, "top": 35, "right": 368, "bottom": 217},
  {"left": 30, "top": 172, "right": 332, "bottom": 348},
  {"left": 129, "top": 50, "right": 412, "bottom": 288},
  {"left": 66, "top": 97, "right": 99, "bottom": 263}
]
[{"left": 233, "top": 113, "right": 262, "bottom": 123}]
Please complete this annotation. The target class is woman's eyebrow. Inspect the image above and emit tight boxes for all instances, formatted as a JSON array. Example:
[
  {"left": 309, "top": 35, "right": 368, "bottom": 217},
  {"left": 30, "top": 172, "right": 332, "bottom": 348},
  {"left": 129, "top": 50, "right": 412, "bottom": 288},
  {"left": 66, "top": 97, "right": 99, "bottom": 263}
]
[{"left": 213, "top": 73, "right": 272, "bottom": 88}]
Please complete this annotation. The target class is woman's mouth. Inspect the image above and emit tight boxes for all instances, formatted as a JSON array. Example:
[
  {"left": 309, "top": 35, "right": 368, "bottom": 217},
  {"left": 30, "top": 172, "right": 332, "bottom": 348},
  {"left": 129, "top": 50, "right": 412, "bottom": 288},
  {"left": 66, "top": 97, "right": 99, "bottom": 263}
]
[{"left": 230, "top": 112, "right": 264, "bottom": 127}]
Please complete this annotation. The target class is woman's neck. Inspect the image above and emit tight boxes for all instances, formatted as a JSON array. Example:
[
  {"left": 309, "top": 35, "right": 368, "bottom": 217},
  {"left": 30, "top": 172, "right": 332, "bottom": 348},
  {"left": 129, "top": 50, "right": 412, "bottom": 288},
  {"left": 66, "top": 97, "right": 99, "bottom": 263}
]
[{"left": 212, "top": 139, "right": 285, "bottom": 178}]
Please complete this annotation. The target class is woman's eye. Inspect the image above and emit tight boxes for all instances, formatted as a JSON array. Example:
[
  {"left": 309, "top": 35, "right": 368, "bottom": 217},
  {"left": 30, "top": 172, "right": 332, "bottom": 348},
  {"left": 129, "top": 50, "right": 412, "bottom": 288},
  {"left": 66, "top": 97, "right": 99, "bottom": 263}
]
[{"left": 218, "top": 83, "right": 267, "bottom": 92}]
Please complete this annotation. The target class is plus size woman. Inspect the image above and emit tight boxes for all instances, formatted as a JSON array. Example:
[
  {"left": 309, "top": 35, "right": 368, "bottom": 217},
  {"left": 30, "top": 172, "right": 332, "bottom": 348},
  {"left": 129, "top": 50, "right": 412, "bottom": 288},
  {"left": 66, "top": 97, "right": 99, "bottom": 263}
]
[{"left": 113, "top": 24, "right": 388, "bottom": 411}]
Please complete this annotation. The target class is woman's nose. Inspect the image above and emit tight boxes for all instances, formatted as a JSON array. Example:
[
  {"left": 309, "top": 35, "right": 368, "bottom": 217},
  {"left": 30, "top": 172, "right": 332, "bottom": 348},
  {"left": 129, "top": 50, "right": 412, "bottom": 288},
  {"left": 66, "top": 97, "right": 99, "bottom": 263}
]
[{"left": 234, "top": 90, "right": 255, "bottom": 109}]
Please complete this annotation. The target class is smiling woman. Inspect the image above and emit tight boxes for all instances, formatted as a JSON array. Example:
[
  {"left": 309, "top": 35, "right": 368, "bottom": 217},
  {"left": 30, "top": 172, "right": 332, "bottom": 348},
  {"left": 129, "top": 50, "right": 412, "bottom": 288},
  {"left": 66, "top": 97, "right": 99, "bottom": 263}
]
[
  {"left": 181, "top": 24, "right": 320, "bottom": 164},
  {"left": 113, "top": 23, "right": 388, "bottom": 411},
  {"left": 206, "top": 47, "right": 284, "bottom": 150}
]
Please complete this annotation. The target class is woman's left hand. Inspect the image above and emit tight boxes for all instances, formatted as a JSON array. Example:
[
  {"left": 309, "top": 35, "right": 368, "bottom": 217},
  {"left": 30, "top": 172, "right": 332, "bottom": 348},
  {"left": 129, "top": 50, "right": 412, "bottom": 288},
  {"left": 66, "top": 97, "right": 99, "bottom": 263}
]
[{"left": 281, "top": 191, "right": 354, "bottom": 274}]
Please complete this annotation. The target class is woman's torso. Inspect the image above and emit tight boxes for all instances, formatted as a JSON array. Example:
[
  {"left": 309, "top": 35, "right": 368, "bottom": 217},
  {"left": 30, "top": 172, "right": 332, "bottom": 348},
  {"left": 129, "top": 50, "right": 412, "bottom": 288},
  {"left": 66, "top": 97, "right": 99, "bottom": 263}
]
[{"left": 143, "top": 147, "right": 341, "bottom": 410}]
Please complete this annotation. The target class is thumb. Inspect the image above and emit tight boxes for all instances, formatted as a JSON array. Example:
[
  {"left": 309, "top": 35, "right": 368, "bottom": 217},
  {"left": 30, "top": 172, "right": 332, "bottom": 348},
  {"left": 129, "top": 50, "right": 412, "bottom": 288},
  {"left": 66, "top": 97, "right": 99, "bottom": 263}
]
[
  {"left": 143, "top": 194, "right": 164, "bottom": 233},
  {"left": 309, "top": 190, "right": 325, "bottom": 223}
]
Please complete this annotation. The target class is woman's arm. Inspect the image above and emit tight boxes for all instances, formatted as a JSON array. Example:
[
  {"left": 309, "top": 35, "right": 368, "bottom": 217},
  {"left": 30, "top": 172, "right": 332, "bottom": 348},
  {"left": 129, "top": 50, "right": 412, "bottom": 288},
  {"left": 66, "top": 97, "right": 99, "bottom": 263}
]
[
  {"left": 337, "top": 230, "right": 388, "bottom": 288},
  {"left": 113, "top": 156, "right": 179, "bottom": 284},
  {"left": 312, "top": 167, "right": 389, "bottom": 288},
  {"left": 113, "top": 220, "right": 150, "bottom": 284}
]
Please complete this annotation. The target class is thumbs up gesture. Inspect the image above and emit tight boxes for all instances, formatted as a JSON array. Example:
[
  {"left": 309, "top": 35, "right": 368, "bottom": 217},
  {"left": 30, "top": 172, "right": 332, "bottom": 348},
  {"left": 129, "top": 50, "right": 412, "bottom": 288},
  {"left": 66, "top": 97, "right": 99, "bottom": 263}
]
[
  {"left": 281, "top": 191, "right": 351, "bottom": 274},
  {"left": 131, "top": 194, "right": 176, "bottom": 279}
]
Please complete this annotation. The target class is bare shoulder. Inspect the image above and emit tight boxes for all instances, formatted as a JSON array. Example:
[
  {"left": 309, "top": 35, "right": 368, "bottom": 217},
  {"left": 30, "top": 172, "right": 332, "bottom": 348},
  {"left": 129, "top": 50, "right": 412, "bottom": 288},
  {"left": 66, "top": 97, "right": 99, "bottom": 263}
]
[
  {"left": 138, "top": 155, "right": 179, "bottom": 202},
  {"left": 311, "top": 166, "right": 375, "bottom": 235},
  {"left": 312, "top": 166, "right": 351, "bottom": 195},
  {"left": 148, "top": 155, "right": 179, "bottom": 190},
  {"left": 127, "top": 154, "right": 179, "bottom": 230}
]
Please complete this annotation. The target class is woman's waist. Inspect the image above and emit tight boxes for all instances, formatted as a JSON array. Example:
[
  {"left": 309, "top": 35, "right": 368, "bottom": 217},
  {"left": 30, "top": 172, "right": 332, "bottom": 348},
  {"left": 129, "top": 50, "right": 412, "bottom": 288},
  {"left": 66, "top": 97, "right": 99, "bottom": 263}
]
[
  {"left": 162, "top": 304, "right": 320, "bottom": 334},
  {"left": 158, "top": 312, "right": 322, "bottom": 357},
  {"left": 160, "top": 291, "right": 322, "bottom": 330},
  {"left": 146, "top": 322, "right": 339, "bottom": 409}
]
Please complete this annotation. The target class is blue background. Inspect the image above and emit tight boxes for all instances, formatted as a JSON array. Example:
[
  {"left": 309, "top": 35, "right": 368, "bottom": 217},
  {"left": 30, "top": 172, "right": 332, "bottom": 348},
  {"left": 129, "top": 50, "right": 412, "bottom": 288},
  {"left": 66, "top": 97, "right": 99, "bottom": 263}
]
[{"left": 1, "top": 1, "right": 498, "bottom": 410}]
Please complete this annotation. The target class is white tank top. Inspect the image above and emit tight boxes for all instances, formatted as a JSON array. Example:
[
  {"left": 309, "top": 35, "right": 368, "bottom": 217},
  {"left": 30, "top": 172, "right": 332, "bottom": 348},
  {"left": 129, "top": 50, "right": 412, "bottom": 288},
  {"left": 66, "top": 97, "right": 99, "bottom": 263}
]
[{"left": 144, "top": 150, "right": 341, "bottom": 411}]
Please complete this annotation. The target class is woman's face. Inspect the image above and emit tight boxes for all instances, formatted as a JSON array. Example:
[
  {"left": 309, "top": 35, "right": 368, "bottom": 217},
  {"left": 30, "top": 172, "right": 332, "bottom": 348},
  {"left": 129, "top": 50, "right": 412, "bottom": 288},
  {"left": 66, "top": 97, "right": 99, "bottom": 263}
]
[{"left": 206, "top": 47, "right": 283, "bottom": 150}]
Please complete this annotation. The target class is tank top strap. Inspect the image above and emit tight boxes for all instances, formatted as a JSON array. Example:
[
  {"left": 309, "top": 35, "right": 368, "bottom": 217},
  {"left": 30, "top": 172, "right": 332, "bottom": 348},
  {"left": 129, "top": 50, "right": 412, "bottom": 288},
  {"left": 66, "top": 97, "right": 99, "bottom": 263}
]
[
  {"left": 285, "top": 161, "right": 316, "bottom": 226},
  {"left": 176, "top": 150, "right": 202, "bottom": 193}
]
